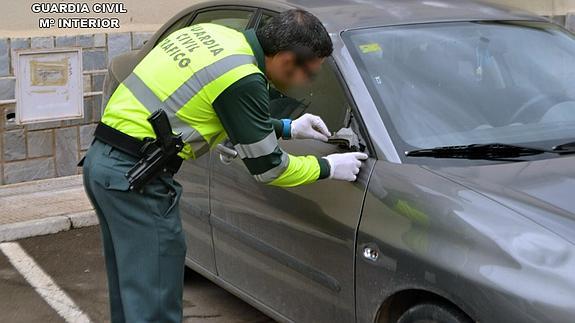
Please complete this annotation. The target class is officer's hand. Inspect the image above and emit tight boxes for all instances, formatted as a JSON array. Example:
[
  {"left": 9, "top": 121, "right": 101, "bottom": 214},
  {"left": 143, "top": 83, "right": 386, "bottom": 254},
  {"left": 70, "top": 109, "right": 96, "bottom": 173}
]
[
  {"left": 291, "top": 114, "right": 331, "bottom": 142},
  {"left": 322, "top": 152, "right": 369, "bottom": 181}
]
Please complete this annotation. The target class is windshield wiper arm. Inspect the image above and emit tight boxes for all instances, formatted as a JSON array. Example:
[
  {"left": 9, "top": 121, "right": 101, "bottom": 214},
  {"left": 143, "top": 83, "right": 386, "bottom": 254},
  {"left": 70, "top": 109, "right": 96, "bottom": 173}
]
[
  {"left": 553, "top": 141, "right": 575, "bottom": 153},
  {"left": 405, "top": 143, "right": 553, "bottom": 160}
]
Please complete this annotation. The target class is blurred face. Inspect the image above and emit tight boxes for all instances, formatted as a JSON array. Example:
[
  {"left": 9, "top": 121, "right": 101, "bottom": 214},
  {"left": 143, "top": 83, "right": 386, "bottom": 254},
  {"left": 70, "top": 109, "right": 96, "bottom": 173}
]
[{"left": 265, "top": 52, "right": 324, "bottom": 91}]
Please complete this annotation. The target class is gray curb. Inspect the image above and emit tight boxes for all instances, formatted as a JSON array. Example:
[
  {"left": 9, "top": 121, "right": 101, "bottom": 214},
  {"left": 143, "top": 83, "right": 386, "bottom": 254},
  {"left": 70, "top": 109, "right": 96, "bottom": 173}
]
[{"left": 0, "top": 211, "right": 98, "bottom": 242}]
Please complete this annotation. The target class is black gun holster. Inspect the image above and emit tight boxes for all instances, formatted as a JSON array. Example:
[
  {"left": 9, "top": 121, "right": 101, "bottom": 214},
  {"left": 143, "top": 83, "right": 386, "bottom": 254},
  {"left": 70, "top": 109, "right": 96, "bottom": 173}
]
[{"left": 93, "top": 123, "right": 183, "bottom": 175}]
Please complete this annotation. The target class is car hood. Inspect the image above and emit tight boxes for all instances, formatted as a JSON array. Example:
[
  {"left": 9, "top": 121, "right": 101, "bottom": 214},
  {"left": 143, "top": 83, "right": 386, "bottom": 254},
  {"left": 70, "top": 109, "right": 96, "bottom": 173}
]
[{"left": 427, "top": 155, "right": 575, "bottom": 245}]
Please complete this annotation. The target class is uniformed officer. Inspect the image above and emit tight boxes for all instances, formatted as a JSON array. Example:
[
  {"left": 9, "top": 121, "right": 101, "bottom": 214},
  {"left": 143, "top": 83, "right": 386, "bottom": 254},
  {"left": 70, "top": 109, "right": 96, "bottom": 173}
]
[{"left": 83, "top": 9, "right": 368, "bottom": 322}]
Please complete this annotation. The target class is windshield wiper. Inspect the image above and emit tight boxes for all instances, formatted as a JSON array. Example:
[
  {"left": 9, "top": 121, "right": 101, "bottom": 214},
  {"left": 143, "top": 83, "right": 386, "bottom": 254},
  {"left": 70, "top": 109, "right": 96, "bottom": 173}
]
[
  {"left": 405, "top": 143, "right": 555, "bottom": 160},
  {"left": 553, "top": 141, "right": 575, "bottom": 153}
]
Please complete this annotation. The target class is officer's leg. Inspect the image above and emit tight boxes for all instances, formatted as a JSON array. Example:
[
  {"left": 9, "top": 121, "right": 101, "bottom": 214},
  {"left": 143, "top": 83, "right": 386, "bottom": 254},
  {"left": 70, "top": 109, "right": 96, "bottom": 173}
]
[
  {"left": 86, "top": 143, "right": 186, "bottom": 322},
  {"left": 95, "top": 207, "right": 127, "bottom": 322},
  {"left": 150, "top": 177, "right": 186, "bottom": 322},
  {"left": 83, "top": 144, "right": 126, "bottom": 323}
]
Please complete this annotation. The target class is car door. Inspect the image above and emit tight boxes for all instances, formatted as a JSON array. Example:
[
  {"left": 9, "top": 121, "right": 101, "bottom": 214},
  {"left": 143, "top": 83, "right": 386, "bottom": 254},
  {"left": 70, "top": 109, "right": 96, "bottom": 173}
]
[
  {"left": 175, "top": 6, "right": 257, "bottom": 274},
  {"left": 210, "top": 59, "right": 376, "bottom": 322}
]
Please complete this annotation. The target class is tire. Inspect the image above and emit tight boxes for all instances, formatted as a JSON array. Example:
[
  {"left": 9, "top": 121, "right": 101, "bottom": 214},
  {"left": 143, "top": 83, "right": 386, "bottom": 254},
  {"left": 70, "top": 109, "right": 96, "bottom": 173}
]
[{"left": 396, "top": 302, "right": 472, "bottom": 323}]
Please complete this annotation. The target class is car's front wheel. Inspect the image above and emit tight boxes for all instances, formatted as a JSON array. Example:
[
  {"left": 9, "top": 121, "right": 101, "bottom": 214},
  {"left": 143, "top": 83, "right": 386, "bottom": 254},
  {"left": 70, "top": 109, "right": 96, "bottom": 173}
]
[{"left": 396, "top": 302, "right": 472, "bottom": 323}]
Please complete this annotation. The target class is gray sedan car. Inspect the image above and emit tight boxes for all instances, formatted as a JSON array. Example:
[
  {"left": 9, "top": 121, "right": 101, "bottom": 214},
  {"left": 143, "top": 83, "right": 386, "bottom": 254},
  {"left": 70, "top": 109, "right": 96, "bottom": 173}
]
[{"left": 103, "top": 0, "right": 575, "bottom": 322}]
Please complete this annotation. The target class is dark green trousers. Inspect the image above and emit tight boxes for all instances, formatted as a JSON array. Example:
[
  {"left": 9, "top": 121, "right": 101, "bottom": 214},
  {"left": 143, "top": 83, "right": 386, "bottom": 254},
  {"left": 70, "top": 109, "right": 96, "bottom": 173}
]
[{"left": 83, "top": 139, "right": 186, "bottom": 323}]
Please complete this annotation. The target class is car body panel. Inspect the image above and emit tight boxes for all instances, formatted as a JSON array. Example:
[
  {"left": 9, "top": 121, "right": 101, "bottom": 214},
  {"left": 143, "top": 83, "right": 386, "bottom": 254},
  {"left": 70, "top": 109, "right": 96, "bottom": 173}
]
[
  {"left": 429, "top": 155, "right": 575, "bottom": 246},
  {"left": 211, "top": 139, "right": 375, "bottom": 322},
  {"left": 357, "top": 160, "right": 575, "bottom": 323},
  {"left": 177, "top": 153, "right": 216, "bottom": 272}
]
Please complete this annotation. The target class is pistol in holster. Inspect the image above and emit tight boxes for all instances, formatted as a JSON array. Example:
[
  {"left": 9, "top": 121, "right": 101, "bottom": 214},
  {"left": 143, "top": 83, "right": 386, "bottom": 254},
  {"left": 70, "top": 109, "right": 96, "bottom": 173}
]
[{"left": 125, "top": 109, "right": 184, "bottom": 192}]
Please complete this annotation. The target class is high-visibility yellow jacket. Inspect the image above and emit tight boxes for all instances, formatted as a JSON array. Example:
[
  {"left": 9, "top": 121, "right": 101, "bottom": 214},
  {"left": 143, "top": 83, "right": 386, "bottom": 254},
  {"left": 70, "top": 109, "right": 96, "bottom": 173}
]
[{"left": 102, "top": 23, "right": 328, "bottom": 187}]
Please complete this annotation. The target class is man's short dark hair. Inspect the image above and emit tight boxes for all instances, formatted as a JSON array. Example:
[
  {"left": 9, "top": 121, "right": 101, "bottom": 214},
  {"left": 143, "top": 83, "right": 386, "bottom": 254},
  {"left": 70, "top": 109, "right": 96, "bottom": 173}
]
[{"left": 256, "top": 9, "right": 333, "bottom": 64}]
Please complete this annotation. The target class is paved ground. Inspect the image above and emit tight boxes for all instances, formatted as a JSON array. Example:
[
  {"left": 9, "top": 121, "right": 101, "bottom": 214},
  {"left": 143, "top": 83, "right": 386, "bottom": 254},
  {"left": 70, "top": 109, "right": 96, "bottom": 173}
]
[
  {"left": 0, "top": 175, "right": 91, "bottom": 226},
  {"left": 0, "top": 226, "right": 275, "bottom": 323},
  {"left": 0, "top": 175, "right": 98, "bottom": 243}
]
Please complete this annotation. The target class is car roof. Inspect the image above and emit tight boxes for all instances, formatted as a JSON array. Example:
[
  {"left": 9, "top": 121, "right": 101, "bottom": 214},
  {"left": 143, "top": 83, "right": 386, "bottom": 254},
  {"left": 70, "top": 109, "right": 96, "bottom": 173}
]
[{"left": 205, "top": 0, "right": 546, "bottom": 32}]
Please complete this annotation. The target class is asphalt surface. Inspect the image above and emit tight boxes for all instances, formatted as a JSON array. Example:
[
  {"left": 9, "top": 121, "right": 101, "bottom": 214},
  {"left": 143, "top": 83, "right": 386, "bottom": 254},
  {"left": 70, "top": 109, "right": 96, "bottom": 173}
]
[{"left": 0, "top": 226, "right": 275, "bottom": 323}]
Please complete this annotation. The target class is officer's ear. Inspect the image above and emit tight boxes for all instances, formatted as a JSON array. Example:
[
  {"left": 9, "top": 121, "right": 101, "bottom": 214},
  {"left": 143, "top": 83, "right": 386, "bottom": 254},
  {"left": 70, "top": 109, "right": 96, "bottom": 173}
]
[{"left": 273, "top": 51, "right": 297, "bottom": 70}]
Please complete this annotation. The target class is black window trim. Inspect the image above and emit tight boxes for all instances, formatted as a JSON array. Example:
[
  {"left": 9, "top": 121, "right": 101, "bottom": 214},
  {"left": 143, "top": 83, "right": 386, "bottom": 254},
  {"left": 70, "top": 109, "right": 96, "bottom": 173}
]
[
  {"left": 252, "top": 8, "right": 279, "bottom": 30},
  {"left": 327, "top": 58, "right": 377, "bottom": 158},
  {"left": 191, "top": 5, "right": 260, "bottom": 30},
  {"left": 156, "top": 5, "right": 260, "bottom": 44}
]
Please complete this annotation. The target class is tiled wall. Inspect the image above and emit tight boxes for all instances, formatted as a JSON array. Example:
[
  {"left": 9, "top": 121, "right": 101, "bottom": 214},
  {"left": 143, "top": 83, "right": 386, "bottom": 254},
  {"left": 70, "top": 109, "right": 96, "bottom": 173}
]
[{"left": 0, "top": 31, "right": 153, "bottom": 185}]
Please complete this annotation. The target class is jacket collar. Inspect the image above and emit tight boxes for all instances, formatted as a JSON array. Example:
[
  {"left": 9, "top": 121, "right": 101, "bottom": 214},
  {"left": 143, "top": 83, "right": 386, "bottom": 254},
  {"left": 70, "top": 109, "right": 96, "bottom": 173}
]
[{"left": 243, "top": 29, "right": 266, "bottom": 74}]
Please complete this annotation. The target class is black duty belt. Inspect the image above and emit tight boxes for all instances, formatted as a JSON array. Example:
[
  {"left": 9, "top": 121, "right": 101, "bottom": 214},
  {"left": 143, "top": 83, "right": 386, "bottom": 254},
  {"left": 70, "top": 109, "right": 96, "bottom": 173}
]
[{"left": 93, "top": 122, "right": 183, "bottom": 174}]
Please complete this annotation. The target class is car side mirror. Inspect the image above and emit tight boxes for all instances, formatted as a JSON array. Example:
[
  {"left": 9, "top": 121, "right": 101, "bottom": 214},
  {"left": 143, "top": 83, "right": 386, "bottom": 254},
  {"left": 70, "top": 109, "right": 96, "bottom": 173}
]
[{"left": 327, "top": 127, "right": 363, "bottom": 152}]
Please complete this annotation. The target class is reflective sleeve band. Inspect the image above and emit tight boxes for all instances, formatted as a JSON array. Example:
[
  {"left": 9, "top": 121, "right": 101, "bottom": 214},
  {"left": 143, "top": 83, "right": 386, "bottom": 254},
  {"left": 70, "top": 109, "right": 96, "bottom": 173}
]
[
  {"left": 234, "top": 132, "right": 278, "bottom": 159},
  {"left": 268, "top": 154, "right": 321, "bottom": 187},
  {"left": 281, "top": 119, "right": 292, "bottom": 139},
  {"left": 253, "top": 151, "right": 290, "bottom": 183}
]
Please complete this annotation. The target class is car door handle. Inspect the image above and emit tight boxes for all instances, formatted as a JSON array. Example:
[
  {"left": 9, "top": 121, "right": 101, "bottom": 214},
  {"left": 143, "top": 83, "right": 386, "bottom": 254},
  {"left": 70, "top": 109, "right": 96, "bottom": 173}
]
[
  {"left": 362, "top": 245, "right": 379, "bottom": 261},
  {"left": 216, "top": 143, "right": 238, "bottom": 165}
]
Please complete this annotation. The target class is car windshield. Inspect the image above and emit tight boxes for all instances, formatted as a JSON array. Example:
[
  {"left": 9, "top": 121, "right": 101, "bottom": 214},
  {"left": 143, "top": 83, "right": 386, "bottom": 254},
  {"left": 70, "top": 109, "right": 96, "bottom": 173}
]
[{"left": 344, "top": 21, "right": 575, "bottom": 157}]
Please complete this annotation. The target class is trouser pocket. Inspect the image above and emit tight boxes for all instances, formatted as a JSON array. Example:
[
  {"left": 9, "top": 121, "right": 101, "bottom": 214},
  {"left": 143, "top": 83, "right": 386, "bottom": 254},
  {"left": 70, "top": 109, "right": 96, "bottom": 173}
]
[
  {"left": 93, "top": 164, "right": 186, "bottom": 257},
  {"left": 141, "top": 174, "right": 182, "bottom": 218},
  {"left": 151, "top": 176, "right": 186, "bottom": 256},
  {"left": 88, "top": 142, "right": 186, "bottom": 256}
]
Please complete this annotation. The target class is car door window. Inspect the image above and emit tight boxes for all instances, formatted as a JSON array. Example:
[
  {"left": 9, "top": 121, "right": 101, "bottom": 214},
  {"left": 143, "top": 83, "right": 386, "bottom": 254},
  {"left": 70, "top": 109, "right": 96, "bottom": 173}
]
[
  {"left": 256, "top": 11, "right": 350, "bottom": 131},
  {"left": 284, "top": 62, "right": 352, "bottom": 132},
  {"left": 257, "top": 13, "right": 275, "bottom": 30},
  {"left": 157, "top": 8, "right": 255, "bottom": 45},
  {"left": 191, "top": 9, "right": 254, "bottom": 31},
  {"left": 157, "top": 13, "right": 195, "bottom": 43}
]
